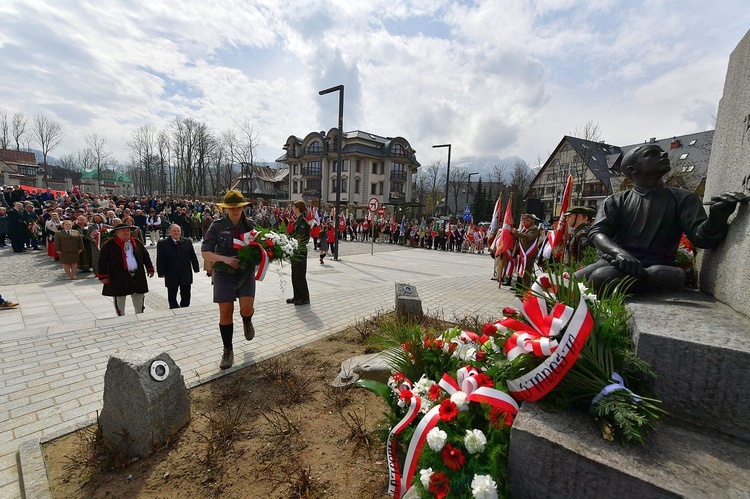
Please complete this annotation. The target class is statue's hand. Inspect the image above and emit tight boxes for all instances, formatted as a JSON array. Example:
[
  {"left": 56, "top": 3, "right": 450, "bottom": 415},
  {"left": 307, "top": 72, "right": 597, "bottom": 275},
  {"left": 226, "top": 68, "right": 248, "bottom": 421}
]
[
  {"left": 708, "top": 191, "right": 747, "bottom": 221},
  {"left": 611, "top": 250, "right": 643, "bottom": 277}
]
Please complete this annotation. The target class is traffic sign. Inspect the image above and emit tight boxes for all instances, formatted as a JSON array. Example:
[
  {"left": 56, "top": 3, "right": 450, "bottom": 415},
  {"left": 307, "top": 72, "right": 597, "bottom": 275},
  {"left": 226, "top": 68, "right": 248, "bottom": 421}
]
[
  {"left": 378, "top": 207, "right": 385, "bottom": 215},
  {"left": 368, "top": 197, "right": 380, "bottom": 212}
]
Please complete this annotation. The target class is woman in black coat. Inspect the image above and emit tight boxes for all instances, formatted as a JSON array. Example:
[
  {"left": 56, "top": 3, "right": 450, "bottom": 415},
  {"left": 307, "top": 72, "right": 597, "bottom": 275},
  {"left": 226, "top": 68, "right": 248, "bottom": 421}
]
[
  {"left": 97, "top": 224, "right": 154, "bottom": 316},
  {"left": 156, "top": 223, "right": 199, "bottom": 308}
]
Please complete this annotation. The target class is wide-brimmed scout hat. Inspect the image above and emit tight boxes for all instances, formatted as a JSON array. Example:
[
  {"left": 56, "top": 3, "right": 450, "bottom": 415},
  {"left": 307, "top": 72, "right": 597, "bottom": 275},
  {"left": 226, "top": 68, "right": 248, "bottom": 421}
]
[
  {"left": 112, "top": 224, "right": 135, "bottom": 231},
  {"left": 216, "top": 190, "right": 250, "bottom": 209},
  {"left": 520, "top": 213, "right": 540, "bottom": 222},
  {"left": 564, "top": 206, "right": 597, "bottom": 218}
]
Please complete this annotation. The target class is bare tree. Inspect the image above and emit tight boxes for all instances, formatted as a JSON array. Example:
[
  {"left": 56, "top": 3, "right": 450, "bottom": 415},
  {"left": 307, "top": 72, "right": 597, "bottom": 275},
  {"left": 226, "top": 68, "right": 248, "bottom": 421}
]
[
  {"left": 448, "top": 167, "right": 469, "bottom": 215},
  {"left": 567, "top": 120, "right": 604, "bottom": 204},
  {"left": 236, "top": 119, "right": 260, "bottom": 195},
  {"left": 0, "top": 108, "right": 9, "bottom": 149},
  {"left": 157, "top": 129, "right": 171, "bottom": 194},
  {"left": 127, "top": 125, "right": 158, "bottom": 194},
  {"left": 420, "top": 160, "right": 444, "bottom": 214},
  {"left": 85, "top": 134, "right": 113, "bottom": 195},
  {"left": 509, "top": 160, "right": 534, "bottom": 221},
  {"left": 571, "top": 120, "right": 602, "bottom": 143},
  {"left": 32, "top": 114, "right": 64, "bottom": 187},
  {"left": 12, "top": 113, "right": 28, "bottom": 151}
]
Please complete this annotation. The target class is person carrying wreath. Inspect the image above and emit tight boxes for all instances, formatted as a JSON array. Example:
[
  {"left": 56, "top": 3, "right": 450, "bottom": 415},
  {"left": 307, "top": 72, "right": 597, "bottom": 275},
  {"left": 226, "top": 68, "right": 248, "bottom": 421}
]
[{"left": 201, "top": 190, "right": 257, "bottom": 370}]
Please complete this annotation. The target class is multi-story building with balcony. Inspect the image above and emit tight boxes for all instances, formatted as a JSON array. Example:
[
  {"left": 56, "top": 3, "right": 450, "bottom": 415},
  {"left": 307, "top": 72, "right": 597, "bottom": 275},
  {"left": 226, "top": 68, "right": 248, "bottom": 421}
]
[{"left": 276, "top": 128, "right": 420, "bottom": 216}]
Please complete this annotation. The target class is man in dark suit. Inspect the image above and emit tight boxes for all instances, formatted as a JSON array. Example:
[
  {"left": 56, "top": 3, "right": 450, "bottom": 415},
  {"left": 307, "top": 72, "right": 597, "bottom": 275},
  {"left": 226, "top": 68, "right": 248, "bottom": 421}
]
[{"left": 156, "top": 223, "right": 200, "bottom": 308}]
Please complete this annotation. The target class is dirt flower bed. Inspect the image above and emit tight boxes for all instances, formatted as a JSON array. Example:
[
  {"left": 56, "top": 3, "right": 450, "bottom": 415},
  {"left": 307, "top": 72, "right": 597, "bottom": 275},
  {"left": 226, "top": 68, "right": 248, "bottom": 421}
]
[{"left": 43, "top": 324, "right": 396, "bottom": 499}]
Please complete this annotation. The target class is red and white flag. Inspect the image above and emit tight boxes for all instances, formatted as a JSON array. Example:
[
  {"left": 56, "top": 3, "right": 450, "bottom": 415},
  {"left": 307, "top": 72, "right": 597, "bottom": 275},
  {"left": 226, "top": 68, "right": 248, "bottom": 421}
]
[
  {"left": 495, "top": 195, "right": 515, "bottom": 260},
  {"left": 548, "top": 175, "right": 573, "bottom": 261}
]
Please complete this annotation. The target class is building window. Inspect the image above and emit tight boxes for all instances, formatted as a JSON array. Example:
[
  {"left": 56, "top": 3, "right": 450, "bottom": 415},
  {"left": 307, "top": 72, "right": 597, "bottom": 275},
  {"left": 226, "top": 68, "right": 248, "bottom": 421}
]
[
  {"left": 332, "top": 177, "right": 348, "bottom": 193},
  {"left": 292, "top": 180, "right": 298, "bottom": 194},
  {"left": 392, "top": 144, "right": 406, "bottom": 156},
  {"left": 372, "top": 162, "right": 378, "bottom": 174},
  {"left": 380, "top": 163, "right": 384, "bottom": 175},
  {"left": 333, "top": 160, "right": 349, "bottom": 172},
  {"left": 19, "top": 166, "right": 36, "bottom": 176},
  {"left": 303, "top": 161, "right": 321, "bottom": 176},
  {"left": 354, "top": 179, "right": 360, "bottom": 194},
  {"left": 356, "top": 160, "right": 361, "bottom": 172},
  {"left": 371, "top": 183, "right": 377, "bottom": 195},
  {"left": 379, "top": 182, "right": 384, "bottom": 195},
  {"left": 293, "top": 164, "right": 299, "bottom": 175},
  {"left": 305, "top": 140, "right": 323, "bottom": 154},
  {"left": 679, "top": 153, "right": 689, "bottom": 160}
]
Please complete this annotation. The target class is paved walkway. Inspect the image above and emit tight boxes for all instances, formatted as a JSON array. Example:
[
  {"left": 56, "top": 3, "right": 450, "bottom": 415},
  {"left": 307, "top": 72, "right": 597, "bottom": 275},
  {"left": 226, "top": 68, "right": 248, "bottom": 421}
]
[{"left": 0, "top": 240, "right": 516, "bottom": 498}]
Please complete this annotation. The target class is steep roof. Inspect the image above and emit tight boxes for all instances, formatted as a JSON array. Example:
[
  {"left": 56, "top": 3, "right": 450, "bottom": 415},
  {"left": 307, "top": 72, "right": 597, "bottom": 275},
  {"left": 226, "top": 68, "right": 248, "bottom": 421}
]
[
  {"left": 617, "top": 130, "right": 714, "bottom": 191},
  {"left": 0, "top": 149, "right": 37, "bottom": 166}
]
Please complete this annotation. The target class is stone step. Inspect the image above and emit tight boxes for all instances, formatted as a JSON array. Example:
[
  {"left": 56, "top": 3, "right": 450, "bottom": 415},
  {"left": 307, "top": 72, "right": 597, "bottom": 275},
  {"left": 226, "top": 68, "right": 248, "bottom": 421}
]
[
  {"left": 508, "top": 402, "right": 750, "bottom": 499},
  {"left": 628, "top": 291, "right": 750, "bottom": 441}
]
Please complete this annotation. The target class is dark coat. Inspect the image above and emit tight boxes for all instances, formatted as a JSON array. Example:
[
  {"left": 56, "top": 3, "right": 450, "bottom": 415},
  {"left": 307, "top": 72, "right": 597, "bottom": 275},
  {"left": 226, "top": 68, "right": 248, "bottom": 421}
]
[
  {"left": 98, "top": 236, "right": 154, "bottom": 296},
  {"left": 156, "top": 236, "right": 199, "bottom": 287}
]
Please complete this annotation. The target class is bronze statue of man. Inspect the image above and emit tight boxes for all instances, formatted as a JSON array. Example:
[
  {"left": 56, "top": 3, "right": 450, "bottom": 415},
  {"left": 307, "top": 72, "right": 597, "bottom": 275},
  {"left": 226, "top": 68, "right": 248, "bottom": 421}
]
[{"left": 575, "top": 144, "right": 745, "bottom": 294}]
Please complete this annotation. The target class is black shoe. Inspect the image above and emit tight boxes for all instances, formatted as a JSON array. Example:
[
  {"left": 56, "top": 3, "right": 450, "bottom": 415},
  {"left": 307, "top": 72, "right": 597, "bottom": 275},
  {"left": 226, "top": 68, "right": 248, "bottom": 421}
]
[
  {"left": 294, "top": 299, "right": 310, "bottom": 306},
  {"left": 286, "top": 298, "right": 297, "bottom": 304}
]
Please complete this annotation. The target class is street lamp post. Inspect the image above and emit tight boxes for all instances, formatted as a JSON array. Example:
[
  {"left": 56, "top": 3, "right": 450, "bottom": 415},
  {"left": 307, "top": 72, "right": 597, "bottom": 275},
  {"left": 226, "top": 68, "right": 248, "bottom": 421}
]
[
  {"left": 466, "top": 172, "right": 479, "bottom": 210},
  {"left": 319, "top": 84, "right": 344, "bottom": 261},
  {"left": 433, "top": 143, "right": 451, "bottom": 216}
]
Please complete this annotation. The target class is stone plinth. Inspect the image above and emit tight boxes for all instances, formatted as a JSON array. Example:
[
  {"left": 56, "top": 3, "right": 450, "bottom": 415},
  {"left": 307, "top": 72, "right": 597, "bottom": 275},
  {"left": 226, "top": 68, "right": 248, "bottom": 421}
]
[
  {"left": 395, "top": 282, "right": 423, "bottom": 320},
  {"left": 99, "top": 350, "right": 190, "bottom": 458},
  {"left": 699, "top": 29, "right": 750, "bottom": 319}
]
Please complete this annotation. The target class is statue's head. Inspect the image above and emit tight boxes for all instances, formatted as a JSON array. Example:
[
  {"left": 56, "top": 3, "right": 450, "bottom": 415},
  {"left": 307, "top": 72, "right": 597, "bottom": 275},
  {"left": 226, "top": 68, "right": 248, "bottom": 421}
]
[{"left": 613, "top": 144, "right": 671, "bottom": 181}]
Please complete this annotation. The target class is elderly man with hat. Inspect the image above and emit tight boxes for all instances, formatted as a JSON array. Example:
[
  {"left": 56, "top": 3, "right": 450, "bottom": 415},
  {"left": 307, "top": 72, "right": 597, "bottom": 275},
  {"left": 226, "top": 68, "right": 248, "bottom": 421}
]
[
  {"left": 201, "top": 190, "right": 257, "bottom": 370},
  {"left": 510, "top": 213, "right": 541, "bottom": 288},
  {"left": 563, "top": 206, "right": 597, "bottom": 266},
  {"left": 97, "top": 223, "right": 154, "bottom": 316}
]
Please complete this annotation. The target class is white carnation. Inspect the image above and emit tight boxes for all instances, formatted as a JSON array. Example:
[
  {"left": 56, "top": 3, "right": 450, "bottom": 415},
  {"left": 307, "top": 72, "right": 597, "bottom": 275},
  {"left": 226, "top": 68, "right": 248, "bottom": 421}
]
[
  {"left": 464, "top": 429, "right": 487, "bottom": 454},
  {"left": 471, "top": 474, "right": 498, "bottom": 499},
  {"left": 426, "top": 427, "right": 447, "bottom": 452},
  {"left": 450, "top": 391, "right": 469, "bottom": 411},
  {"left": 413, "top": 375, "right": 436, "bottom": 397},
  {"left": 419, "top": 468, "right": 433, "bottom": 489}
]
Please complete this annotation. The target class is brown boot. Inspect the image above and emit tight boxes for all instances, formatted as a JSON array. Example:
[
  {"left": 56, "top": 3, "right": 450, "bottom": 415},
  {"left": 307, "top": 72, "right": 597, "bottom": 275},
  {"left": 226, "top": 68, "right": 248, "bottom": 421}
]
[
  {"left": 242, "top": 315, "right": 255, "bottom": 341},
  {"left": 219, "top": 348, "right": 234, "bottom": 370}
]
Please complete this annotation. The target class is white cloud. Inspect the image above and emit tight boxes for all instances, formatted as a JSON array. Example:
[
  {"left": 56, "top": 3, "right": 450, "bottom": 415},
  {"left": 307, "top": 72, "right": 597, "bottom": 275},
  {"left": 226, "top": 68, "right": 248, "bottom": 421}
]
[{"left": 0, "top": 0, "right": 748, "bottom": 174}]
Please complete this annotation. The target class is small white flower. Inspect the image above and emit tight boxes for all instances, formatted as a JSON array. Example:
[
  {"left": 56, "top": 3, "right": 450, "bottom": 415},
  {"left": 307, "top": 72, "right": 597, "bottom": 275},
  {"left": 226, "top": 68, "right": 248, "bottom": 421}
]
[
  {"left": 419, "top": 397, "right": 434, "bottom": 413},
  {"left": 413, "top": 375, "right": 436, "bottom": 397},
  {"left": 464, "top": 429, "right": 487, "bottom": 454},
  {"left": 426, "top": 427, "right": 447, "bottom": 452},
  {"left": 419, "top": 468, "right": 433, "bottom": 489},
  {"left": 450, "top": 391, "right": 469, "bottom": 411},
  {"left": 577, "top": 282, "right": 598, "bottom": 303},
  {"left": 471, "top": 474, "right": 498, "bottom": 499}
]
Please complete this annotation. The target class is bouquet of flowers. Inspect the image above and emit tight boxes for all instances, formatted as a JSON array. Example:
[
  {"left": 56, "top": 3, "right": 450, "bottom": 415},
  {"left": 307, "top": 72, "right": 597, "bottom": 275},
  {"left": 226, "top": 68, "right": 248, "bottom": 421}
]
[
  {"left": 361, "top": 271, "right": 664, "bottom": 498},
  {"left": 27, "top": 220, "right": 42, "bottom": 240},
  {"left": 213, "top": 228, "right": 300, "bottom": 287}
]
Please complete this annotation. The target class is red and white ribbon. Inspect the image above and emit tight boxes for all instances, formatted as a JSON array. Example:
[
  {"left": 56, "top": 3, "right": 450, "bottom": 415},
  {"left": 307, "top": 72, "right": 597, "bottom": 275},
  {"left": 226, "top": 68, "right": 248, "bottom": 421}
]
[
  {"left": 501, "top": 289, "right": 574, "bottom": 361},
  {"left": 233, "top": 230, "right": 269, "bottom": 281},
  {"left": 505, "top": 273, "right": 594, "bottom": 401},
  {"left": 386, "top": 382, "right": 420, "bottom": 499},
  {"left": 397, "top": 367, "right": 519, "bottom": 498}
]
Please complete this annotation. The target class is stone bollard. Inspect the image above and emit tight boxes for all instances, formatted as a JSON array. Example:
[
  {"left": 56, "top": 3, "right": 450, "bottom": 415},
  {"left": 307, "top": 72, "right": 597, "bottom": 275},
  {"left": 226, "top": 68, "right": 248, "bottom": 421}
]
[
  {"left": 99, "top": 350, "right": 190, "bottom": 458},
  {"left": 395, "top": 282, "right": 423, "bottom": 321}
]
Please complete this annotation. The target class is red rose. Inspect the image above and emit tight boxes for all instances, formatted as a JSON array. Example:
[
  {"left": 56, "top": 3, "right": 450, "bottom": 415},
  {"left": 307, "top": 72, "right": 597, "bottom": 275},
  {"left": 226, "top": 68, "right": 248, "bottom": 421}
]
[
  {"left": 428, "top": 471, "right": 450, "bottom": 498},
  {"left": 502, "top": 306, "right": 517, "bottom": 317},
  {"left": 479, "top": 334, "right": 489, "bottom": 344},
  {"left": 482, "top": 322, "right": 497, "bottom": 335},
  {"left": 439, "top": 399, "right": 459, "bottom": 422},
  {"left": 435, "top": 339, "right": 444, "bottom": 349},
  {"left": 476, "top": 350, "right": 487, "bottom": 361},
  {"left": 441, "top": 443, "right": 466, "bottom": 470},
  {"left": 265, "top": 239, "right": 275, "bottom": 247},
  {"left": 427, "top": 384, "right": 442, "bottom": 401},
  {"left": 267, "top": 250, "right": 274, "bottom": 258}
]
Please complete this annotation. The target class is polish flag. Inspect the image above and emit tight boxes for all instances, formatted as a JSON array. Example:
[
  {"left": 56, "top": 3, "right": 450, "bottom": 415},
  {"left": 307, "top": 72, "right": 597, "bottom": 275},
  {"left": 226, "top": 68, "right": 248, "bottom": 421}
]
[{"left": 549, "top": 175, "right": 573, "bottom": 261}]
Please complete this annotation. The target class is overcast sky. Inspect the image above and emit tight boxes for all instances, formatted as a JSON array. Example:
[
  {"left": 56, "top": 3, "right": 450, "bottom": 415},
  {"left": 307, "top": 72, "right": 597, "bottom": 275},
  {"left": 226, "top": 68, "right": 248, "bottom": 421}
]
[{"left": 1, "top": 0, "right": 749, "bottom": 169}]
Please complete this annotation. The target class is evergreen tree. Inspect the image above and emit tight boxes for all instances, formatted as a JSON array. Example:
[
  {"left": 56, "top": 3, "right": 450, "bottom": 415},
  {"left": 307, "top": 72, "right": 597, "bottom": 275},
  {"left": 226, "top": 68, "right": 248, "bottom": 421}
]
[{"left": 472, "top": 179, "right": 485, "bottom": 221}]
